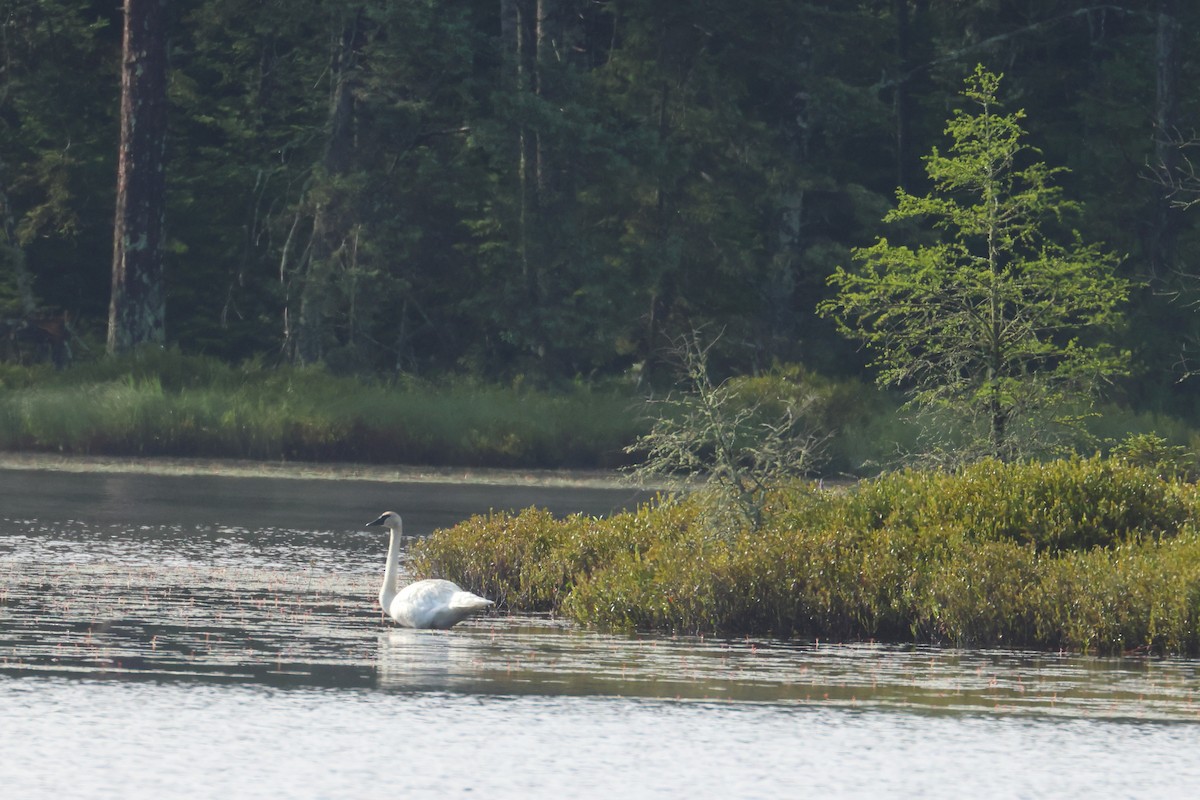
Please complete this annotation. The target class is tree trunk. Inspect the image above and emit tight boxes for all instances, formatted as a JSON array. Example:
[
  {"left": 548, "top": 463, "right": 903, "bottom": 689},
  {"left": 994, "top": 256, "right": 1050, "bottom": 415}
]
[
  {"left": 894, "top": 0, "right": 912, "bottom": 190},
  {"left": 893, "top": 0, "right": 927, "bottom": 190},
  {"left": 535, "top": 0, "right": 550, "bottom": 197},
  {"left": 501, "top": 0, "right": 538, "bottom": 291},
  {"left": 0, "top": 168, "right": 35, "bottom": 315},
  {"left": 286, "top": 9, "right": 362, "bottom": 365},
  {"left": 534, "top": 0, "right": 579, "bottom": 200},
  {"left": 108, "top": 0, "right": 168, "bottom": 355},
  {"left": 642, "top": 78, "right": 674, "bottom": 379},
  {"left": 766, "top": 35, "right": 814, "bottom": 348},
  {"left": 1149, "top": 0, "right": 1181, "bottom": 278}
]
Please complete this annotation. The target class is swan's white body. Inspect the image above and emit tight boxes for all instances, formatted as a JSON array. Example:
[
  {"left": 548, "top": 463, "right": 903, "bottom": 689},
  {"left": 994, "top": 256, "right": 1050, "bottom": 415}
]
[{"left": 367, "top": 511, "right": 493, "bottom": 629}]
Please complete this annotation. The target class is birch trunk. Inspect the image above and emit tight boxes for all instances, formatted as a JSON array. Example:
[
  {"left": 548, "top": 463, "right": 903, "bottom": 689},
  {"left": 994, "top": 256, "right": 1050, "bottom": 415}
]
[{"left": 108, "top": 0, "right": 168, "bottom": 354}]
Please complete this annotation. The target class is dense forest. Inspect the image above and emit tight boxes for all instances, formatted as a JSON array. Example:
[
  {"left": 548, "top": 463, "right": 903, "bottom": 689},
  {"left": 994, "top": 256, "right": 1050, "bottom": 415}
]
[{"left": 1, "top": 1, "right": 1198, "bottom": 413}]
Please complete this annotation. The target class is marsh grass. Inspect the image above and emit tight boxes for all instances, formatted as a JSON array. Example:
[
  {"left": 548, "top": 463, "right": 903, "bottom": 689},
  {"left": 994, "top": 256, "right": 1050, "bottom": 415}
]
[
  {"left": 0, "top": 350, "right": 929, "bottom": 470},
  {"left": 0, "top": 351, "right": 642, "bottom": 467},
  {"left": 4, "top": 349, "right": 1200, "bottom": 476},
  {"left": 413, "top": 455, "right": 1200, "bottom": 654}
]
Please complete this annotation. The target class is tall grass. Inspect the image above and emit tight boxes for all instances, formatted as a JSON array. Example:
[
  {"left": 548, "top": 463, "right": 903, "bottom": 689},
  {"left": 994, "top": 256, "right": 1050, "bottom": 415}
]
[
  {"left": 412, "top": 455, "right": 1200, "bottom": 654},
  {"left": 6, "top": 349, "right": 1200, "bottom": 474},
  {"left": 0, "top": 351, "right": 932, "bottom": 470},
  {"left": 0, "top": 350, "right": 643, "bottom": 467}
]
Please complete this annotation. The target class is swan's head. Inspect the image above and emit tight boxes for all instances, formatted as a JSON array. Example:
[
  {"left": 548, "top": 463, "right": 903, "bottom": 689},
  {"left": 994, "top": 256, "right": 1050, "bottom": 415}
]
[{"left": 367, "top": 511, "right": 403, "bottom": 530}]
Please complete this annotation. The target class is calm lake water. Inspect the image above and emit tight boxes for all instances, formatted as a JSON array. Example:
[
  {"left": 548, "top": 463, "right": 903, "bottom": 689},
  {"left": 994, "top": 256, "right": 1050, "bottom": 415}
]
[{"left": 3, "top": 466, "right": 1200, "bottom": 798}]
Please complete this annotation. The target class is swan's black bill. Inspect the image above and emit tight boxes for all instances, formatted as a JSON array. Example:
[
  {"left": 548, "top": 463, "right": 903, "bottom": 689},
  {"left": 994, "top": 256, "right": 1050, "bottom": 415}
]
[{"left": 366, "top": 514, "right": 389, "bottom": 527}]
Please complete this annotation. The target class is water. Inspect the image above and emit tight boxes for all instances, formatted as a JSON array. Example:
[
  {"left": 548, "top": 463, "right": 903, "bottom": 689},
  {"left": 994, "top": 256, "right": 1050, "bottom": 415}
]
[
  {"left": 3, "top": 467, "right": 1200, "bottom": 798},
  {"left": 7, "top": 681, "right": 1199, "bottom": 799}
]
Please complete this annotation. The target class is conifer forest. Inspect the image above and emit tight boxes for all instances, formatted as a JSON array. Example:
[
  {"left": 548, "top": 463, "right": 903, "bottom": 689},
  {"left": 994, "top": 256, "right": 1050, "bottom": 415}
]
[{"left": 2, "top": 1, "right": 1199, "bottom": 417}]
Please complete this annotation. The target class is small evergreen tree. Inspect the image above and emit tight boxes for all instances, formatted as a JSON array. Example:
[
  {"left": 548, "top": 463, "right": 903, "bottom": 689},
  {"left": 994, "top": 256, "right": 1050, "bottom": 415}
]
[{"left": 819, "top": 66, "right": 1131, "bottom": 462}]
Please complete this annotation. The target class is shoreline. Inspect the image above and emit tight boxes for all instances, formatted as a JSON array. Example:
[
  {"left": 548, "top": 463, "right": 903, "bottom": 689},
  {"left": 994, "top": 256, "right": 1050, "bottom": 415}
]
[{"left": 0, "top": 450, "right": 635, "bottom": 489}]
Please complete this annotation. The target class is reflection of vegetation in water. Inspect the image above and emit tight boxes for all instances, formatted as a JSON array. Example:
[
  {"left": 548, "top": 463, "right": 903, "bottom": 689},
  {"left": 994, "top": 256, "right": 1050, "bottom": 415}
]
[
  {"left": 376, "top": 620, "right": 1200, "bottom": 717},
  {"left": 414, "top": 454, "right": 1200, "bottom": 655}
]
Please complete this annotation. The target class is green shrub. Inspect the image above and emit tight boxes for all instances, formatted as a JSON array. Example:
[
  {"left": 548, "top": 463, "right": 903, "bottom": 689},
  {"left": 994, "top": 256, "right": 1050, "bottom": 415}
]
[
  {"left": 920, "top": 537, "right": 1040, "bottom": 646},
  {"left": 410, "top": 499, "right": 697, "bottom": 609},
  {"left": 1029, "top": 532, "right": 1200, "bottom": 653},
  {"left": 1109, "top": 431, "right": 1197, "bottom": 480},
  {"left": 413, "top": 456, "right": 1200, "bottom": 653},
  {"left": 822, "top": 457, "right": 1194, "bottom": 552}
]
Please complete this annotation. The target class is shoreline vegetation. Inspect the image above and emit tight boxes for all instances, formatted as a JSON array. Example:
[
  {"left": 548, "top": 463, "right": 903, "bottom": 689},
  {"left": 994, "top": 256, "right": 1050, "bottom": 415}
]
[
  {"left": 5, "top": 352, "right": 1200, "bottom": 654},
  {"left": 414, "top": 456, "right": 1200, "bottom": 656},
  {"left": 0, "top": 351, "right": 644, "bottom": 471}
]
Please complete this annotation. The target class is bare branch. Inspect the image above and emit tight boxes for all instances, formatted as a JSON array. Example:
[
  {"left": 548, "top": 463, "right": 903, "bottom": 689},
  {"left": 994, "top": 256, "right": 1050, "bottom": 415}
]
[
  {"left": 625, "top": 330, "right": 828, "bottom": 532},
  {"left": 1150, "top": 130, "right": 1200, "bottom": 211},
  {"left": 876, "top": 6, "right": 1155, "bottom": 92}
]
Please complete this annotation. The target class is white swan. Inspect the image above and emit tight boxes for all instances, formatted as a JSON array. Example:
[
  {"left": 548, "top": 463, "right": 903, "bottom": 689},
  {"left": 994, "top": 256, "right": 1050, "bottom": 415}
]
[{"left": 366, "top": 511, "right": 493, "bottom": 629}]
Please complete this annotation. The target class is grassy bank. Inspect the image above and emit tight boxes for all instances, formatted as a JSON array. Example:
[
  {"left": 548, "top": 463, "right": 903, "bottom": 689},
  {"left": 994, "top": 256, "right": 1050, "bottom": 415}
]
[
  {"left": 6, "top": 350, "right": 1200, "bottom": 475},
  {"left": 412, "top": 455, "right": 1200, "bottom": 654},
  {"left": 0, "top": 351, "right": 917, "bottom": 473},
  {"left": 0, "top": 351, "right": 642, "bottom": 468}
]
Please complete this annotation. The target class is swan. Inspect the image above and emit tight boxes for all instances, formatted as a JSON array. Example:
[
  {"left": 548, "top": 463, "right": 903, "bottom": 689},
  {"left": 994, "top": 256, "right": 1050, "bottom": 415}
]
[{"left": 366, "top": 511, "right": 493, "bottom": 629}]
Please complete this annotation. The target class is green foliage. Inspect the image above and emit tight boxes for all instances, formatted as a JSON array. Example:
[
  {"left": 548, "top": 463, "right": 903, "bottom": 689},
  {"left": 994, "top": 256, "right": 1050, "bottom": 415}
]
[
  {"left": 409, "top": 499, "right": 701, "bottom": 612},
  {"left": 733, "top": 366, "right": 919, "bottom": 476},
  {"left": 2, "top": 2, "right": 1199, "bottom": 442},
  {"left": 0, "top": 350, "right": 642, "bottom": 467},
  {"left": 823, "top": 457, "right": 1194, "bottom": 553},
  {"left": 819, "top": 66, "right": 1132, "bottom": 463},
  {"left": 0, "top": 348, "right": 969, "bottom": 473},
  {"left": 0, "top": 0, "right": 116, "bottom": 322},
  {"left": 1031, "top": 535, "right": 1200, "bottom": 654},
  {"left": 417, "top": 455, "right": 1200, "bottom": 653},
  {"left": 1109, "top": 431, "right": 1197, "bottom": 481}
]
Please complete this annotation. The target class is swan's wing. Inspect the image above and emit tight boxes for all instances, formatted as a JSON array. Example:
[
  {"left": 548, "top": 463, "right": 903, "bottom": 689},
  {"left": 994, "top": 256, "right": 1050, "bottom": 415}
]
[
  {"left": 397, "top": 579, "right": 461, "bottom": 606},
  {"left": 448, "top": 591, "right": 493, "bottom": 610},
  {"left": 391, "top": 580, "right": 492, "bottom": 628}
]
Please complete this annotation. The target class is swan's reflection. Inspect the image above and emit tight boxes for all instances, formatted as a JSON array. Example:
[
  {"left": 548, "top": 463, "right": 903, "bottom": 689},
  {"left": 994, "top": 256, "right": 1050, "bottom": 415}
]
[
  {"left": 375, "top": 617, "right": 589, "bottom": 693},
  {"left": 374, "top": 616, "right": 612, "bottom": 694},
  {"left": 373, "top": 616, "right": 759, "bottom": 698},
  {"left": 375, "top": 626, "right": 500, "bottom": 692}
]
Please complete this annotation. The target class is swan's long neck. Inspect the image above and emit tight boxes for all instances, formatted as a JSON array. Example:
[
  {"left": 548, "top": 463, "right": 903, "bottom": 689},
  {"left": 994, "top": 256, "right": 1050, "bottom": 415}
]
[{"left": 380, "top": 525, "right": 402, "bottom": 611}]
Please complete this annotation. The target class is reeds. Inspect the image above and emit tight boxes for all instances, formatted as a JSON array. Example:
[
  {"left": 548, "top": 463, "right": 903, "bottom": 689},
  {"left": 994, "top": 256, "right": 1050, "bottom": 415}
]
[
  {"left": 5, "top": 349, "right": 1199, "bottom": 476},
  {"left": 0, "top": 351, "right": 642, "bottom": 467}
]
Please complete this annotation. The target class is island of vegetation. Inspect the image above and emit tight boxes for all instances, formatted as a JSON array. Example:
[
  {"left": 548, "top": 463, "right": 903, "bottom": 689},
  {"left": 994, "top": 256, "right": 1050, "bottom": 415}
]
[{"left": 412, "top": 454, "right": 1200, "bottom": 654}]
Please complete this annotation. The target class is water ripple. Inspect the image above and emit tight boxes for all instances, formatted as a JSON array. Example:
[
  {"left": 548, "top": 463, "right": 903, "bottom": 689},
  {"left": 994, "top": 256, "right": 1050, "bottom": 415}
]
[{"left": 2, "top": 516, "right": 1199, "bottom": 721}]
